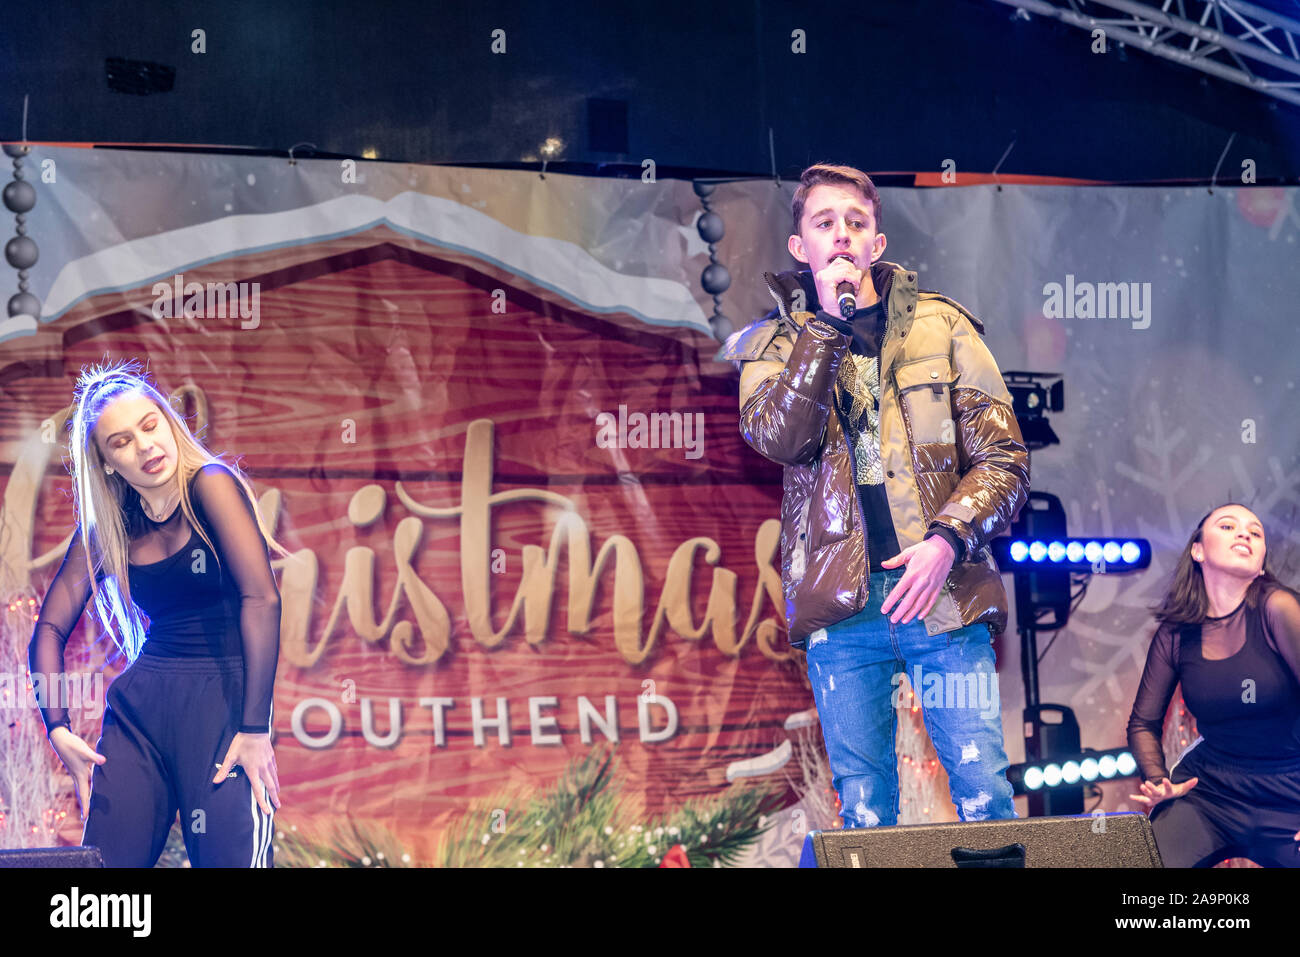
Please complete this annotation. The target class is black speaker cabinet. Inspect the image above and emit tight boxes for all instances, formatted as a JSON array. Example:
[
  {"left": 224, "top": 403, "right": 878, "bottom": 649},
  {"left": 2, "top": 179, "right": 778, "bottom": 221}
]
[
  {"left": 0, "top": 846, "right": 104, "bottom": 868},
  {"left": 810, "top": 813, "right": 1162, "bottom": 867}
]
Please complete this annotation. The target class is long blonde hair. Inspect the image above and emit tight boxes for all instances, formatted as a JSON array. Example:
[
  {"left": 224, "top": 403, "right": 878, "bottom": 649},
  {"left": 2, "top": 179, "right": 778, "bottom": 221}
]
[{"left": 67, "top": 357, "right": 291, "bottom": 663}]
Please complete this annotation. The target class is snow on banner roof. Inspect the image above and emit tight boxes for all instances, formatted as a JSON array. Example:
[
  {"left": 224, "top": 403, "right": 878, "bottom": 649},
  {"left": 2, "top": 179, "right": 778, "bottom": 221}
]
[{"left": 28, "top": 191, "right": 710, "bottom": 334}]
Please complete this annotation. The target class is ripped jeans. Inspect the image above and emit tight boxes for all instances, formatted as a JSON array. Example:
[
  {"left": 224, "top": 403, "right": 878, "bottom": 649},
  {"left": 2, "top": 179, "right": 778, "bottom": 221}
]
[{"left": 805, "top": 566, "right": 1017, "bottom": 828}]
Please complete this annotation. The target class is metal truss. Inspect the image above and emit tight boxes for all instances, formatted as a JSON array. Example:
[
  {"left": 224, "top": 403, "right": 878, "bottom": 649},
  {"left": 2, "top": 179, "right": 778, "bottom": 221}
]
[{"left": 992, "top": 0, "right": 1300, "bottom": 107}]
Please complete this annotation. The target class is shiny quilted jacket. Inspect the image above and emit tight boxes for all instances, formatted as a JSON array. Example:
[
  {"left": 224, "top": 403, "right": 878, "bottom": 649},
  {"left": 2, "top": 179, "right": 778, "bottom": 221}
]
[{"left": 716, "top": 260, "right": 1029, "bottom": 648}]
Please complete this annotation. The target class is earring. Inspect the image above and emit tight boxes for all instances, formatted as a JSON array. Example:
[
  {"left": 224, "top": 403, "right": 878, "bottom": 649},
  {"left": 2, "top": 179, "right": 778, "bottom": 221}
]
[{"left": 104, "top": 466, "right": 114, "bottom": 475}]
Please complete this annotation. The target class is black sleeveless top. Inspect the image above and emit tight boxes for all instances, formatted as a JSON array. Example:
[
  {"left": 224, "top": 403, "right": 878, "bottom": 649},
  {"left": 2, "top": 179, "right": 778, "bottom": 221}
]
[
  {"left": 1127, "top": 582, "right": 1300, "bottom": 780},
  {"left": 29, "top": 464, "right": 281, "bottom": 735},
  {"left": 126, "top": 482, "right": 245, "bottom": 659}
]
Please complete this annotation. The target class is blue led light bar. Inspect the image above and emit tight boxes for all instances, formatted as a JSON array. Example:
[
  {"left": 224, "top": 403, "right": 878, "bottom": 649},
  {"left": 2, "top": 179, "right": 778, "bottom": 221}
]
[
  {"left": 1008, "top": 748, "right": 1140, "bottom": 796},
  {"left": 991, "top": 537, "right": 1150, "bottom": 573}
]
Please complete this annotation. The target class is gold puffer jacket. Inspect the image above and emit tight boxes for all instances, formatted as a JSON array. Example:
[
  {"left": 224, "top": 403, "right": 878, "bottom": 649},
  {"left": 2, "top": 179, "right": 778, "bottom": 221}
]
[{"left": 716, "top": 260, "right": 1029, "bottom": 649}]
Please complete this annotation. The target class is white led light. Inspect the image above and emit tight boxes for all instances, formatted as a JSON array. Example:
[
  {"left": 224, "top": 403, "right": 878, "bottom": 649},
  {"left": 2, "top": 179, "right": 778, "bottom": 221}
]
[
  {"left": 1029, "top": 541, "right": 1047, "bottom": 562},
  {"left": 1048, "top": 541, "right": 1066, "bottom": 562},
  {"left": 1103, "top": 541, "right": 1122, "bottom": 562},
  {"left": 1117, "top": 752, "right": 1137, "bottom": 776},
  {"left": 1010, "top": 541, "right": 1029, "bottom": 562},
  {"left": 1084, "top": 541, "right": 1103, "bottom": 562},
  {"left": 1043, "top": 763, "right": 1062, "bottom": 787},
  {"left": 1061, "top": 761, "right": 1081, "bottom": 784},
  {"left": 1080, "top": 758, "right": 1099, "bottom": 781},
  {"left": 1024, "top": 767, "right": 1044, "bottom": 790},
  {"left": 1066, "top": 542, "right": 1085, "bottom": 562},
  {"left": 1121, "top": 542, "right": 1140, "bottom": 564},
  {"left": 1099, "top": 755, "right": 1117, "bottom": 778}
]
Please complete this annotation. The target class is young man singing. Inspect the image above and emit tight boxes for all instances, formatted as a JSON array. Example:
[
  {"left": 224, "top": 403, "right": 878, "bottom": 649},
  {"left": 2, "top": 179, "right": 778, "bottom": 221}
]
[{"left": 718, "top": 163, "right": 1029, "bottom": 828}]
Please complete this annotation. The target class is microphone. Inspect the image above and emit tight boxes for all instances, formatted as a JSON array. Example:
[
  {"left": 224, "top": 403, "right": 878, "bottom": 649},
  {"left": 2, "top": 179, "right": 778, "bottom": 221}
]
[
  {"left": 832, "top": 254, "right": 858, "bottom": 318},
  {"left": 836, "top": 281, "right": 857, "bottom": 319}
]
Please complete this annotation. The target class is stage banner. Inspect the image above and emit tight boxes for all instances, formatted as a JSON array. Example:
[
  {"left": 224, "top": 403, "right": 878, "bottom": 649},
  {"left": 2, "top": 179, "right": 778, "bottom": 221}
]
[
  {"left": 0, "top": 149, "right": 825, "bottom": 867},
  {"left": 1, "top": 147, "right": 1297, "bottom": 866}
]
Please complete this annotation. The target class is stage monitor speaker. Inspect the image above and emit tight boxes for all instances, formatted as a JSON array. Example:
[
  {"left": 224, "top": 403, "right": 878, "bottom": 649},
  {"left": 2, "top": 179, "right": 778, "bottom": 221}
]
[
  {"left": 0, "top": 846, "right": 104, "bottom": 868},
  {"left": 809, "top": 813, "right": 1161, "bottom": 867}
]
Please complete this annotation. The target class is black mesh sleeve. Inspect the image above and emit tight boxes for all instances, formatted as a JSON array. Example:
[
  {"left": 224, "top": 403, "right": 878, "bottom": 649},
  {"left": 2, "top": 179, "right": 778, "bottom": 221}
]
[
  {"left": 27, "top": 526, "right": 93, "bottom": 736},
  {"left": 192, "top": 464, "right": 281, "bottom": 734},
  {"left": 1126, "top": 622, "right": 1179, "bottom": 783},
  {"left": 1261, "top": 584, "right": 1300, "bottom": 686}
]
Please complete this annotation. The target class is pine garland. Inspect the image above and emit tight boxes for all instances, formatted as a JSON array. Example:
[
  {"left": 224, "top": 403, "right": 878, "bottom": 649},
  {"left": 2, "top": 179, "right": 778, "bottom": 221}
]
[
  {"left": 273, "top": 816, "right": 415, "bottom": 868},
  {"left": 438, "top": 744, "right": 785, "bottom": 868},
  {"left": 150, "top": 744, "right": 785, "bottom": 868}
]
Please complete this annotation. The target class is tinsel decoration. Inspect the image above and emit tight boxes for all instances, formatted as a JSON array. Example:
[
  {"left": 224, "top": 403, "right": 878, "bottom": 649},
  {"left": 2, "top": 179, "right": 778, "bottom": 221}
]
[
  {"left": 0, "top": 588, "right": 78, "bottom": 849},
  {"left": 896, "top": 676, "right": 949, "bottom": 822},
  {"left": 784, "top": 721, "right": 841, "bottom": 832}
]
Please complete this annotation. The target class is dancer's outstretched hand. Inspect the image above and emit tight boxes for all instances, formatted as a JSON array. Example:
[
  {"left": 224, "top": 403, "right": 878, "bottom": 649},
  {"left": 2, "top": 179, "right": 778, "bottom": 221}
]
[
  {"left": 1129, "top": 776, "right": 1198, "bottom": 811},
  {"left": 214, "top": 732, "right": 281, "bottom": 815},
  {"left": 48, "top": 727, "right": 106, "bottom": 822}
]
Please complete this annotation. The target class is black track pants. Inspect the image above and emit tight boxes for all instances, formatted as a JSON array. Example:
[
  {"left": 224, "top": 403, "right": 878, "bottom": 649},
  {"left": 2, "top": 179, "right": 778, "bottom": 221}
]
[
  {"left": 1150, "top": 739, "right": 1300, "bottom": 868},
  {"left": 81, "top": 654, "right": 274, "bottom": 867}
]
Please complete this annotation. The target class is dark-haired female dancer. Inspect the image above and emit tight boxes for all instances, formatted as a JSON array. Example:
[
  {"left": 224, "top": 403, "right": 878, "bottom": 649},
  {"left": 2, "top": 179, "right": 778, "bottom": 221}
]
[
  {"left": 1127, "top": 503, "right": 1300, "bottom": 867},
  {"left": 29, "top": 359, "right": 289, "bottom": 866}
]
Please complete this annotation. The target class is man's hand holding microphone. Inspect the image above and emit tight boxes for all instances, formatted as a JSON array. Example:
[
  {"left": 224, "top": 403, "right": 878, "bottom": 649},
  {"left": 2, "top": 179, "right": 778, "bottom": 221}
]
[{"left": 813, "top": 253, "right": 868, "bottom": 322}]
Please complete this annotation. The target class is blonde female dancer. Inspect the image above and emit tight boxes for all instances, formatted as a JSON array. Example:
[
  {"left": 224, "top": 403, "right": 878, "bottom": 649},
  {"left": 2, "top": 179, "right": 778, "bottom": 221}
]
[{"left": 29, "top": 360, "right": 289, "bottom": 866}]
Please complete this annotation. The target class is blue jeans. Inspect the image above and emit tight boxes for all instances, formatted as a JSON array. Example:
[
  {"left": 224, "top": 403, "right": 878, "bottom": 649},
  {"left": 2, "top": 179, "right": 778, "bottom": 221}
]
[{"left": 806, "top": 566, "right": 1017, "bottom": 828}]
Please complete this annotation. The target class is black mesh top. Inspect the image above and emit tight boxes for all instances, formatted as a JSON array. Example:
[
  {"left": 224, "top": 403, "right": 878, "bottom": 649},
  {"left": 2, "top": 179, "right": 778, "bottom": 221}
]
[
  {"left": 1126, "top": 581, "right": 1300, "bottom": 782},
  {"left": 28, "top": 463, "right": 281, "bottom": 735}
]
